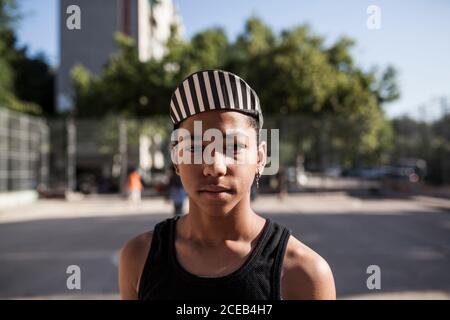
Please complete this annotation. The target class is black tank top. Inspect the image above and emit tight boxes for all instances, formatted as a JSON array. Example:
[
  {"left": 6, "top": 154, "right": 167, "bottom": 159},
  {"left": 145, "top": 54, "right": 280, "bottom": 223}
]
[{"left": 138, "top": 216, "right": 291, "bottom": 300}]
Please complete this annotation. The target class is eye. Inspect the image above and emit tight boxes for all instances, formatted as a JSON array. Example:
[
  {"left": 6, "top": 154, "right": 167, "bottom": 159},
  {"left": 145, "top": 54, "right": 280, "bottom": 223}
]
[
  {"left": 185, "top": 145, "right": 203, "bottom": 153},
  {"left": 227, "top": 143, "right": 246, "bottom": 152}
]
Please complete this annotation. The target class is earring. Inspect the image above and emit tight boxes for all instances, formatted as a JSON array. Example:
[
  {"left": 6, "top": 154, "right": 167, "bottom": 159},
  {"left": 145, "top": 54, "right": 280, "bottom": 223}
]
[{"left": 255, "top": 171, "right": 261, "bottom": 189}]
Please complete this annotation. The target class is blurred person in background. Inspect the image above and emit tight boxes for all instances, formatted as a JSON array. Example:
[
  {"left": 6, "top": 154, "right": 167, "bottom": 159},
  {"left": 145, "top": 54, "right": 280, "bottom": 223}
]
[
  {"left": 127, "top": 168, "right": 143, "bottom": 202},
  {"left": 167, "top": 165, "right": 187, "bottom": 216},
  {"left": 277, "top": 166, "right": 288, "bottom": 200},
  {"left": 250, "top": 179, "right": 257, "bottom": 202}
]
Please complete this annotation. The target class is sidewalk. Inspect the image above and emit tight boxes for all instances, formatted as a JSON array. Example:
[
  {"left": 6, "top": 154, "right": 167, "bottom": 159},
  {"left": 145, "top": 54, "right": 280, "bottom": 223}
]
[
  {"left": 1, "top": 192, "right": 449, "bottom": 300},
  {"left": 1, "top": 192, "right": 448, "bottom": 224},
  {"left": 0, "top": 194, "right": 173, "bottom": 224}
]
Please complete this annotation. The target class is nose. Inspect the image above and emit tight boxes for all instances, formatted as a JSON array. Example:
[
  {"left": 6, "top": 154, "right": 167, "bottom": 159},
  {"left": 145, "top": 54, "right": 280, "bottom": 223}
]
[{"left": 203, "top": 150, "right": 227, "bottom": 177}]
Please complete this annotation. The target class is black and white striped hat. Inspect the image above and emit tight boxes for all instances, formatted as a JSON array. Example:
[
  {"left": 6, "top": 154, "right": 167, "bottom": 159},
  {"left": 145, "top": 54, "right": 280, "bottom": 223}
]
[{"left": 169, "top": 70, "right": 263, "bottom": 128}]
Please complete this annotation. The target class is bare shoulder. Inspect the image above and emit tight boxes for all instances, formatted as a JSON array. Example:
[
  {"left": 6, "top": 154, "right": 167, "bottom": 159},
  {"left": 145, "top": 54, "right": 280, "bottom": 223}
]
[
  {"left": 118, "top": 231, "right": 153, "bottom": 300},
  {"left": 281, "top": 235, "right": 336, "bottom": 300}
]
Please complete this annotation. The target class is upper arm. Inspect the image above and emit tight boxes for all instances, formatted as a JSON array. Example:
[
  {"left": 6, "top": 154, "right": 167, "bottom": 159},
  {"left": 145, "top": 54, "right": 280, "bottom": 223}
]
[
  {"left": 281, "top": 236, "right": 336, "bottom": 300},
  {"left": 118, "top": 231, "right": 153, "bottom": 300}
]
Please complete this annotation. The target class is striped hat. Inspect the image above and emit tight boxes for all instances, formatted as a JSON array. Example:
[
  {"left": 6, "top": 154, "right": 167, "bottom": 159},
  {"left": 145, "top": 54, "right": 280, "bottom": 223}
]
[{"left": 169, "top": 70, "right": 263, "bottom": 128}]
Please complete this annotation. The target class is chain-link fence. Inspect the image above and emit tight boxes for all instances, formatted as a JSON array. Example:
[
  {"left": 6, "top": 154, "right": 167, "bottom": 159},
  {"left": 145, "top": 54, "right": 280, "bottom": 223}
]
[
  {"left": 2, "top": 108, "right": 448, "bottom": 197},
  {"left": 45, "top": 115, "right": 173, "bottom": 196},
  {"left": 40, "top": 114, "right": 391, "bottom": 195},
  {"left": 0, "top": 107, "right": 49, "bottom": 193}
]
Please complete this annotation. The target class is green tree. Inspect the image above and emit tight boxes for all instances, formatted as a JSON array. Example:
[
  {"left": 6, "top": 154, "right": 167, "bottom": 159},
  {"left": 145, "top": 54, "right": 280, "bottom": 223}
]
[
  {"left": 72, "top": 33, "right": 174, "bottom": 118},
  {"left": 0, "top": 0, "right": 55, "bottom": 115},
  {"left": 72, "top": 16, "right": 399, "bottom": 167},
  {"left": 226, "top": 20, "right": 397, "bottom": 166}
]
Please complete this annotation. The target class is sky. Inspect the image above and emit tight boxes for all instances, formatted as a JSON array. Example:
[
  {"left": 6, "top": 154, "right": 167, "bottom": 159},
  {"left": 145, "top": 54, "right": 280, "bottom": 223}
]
[{"left": 14, "top": 0, "right": 450, "bottom": 120}]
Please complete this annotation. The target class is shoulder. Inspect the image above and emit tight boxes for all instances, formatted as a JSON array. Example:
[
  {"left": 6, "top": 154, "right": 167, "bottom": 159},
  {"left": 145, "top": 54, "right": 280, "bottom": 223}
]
[
  {"left": 118, "top": 231, "right": 153, "bottom": 299},
  {"left": 281, "top": 235, "right": 336, "bottom": 300},
  {"left": 120, "top": 231, "right": 153, "bottom": 266}
]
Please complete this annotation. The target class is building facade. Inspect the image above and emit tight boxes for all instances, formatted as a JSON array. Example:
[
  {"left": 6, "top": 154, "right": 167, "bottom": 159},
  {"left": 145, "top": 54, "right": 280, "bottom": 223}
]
[{"left": 57, "top": 0, "right": 183, "bottom": 112}]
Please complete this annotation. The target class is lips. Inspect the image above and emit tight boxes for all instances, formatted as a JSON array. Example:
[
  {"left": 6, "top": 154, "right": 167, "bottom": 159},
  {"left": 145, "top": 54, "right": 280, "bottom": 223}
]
[
  {"left": 199, "top": 185, "right": 234, "bottom": 201},
  {"left": 199, "top": 185, "right": 232, "bottom": 193}
]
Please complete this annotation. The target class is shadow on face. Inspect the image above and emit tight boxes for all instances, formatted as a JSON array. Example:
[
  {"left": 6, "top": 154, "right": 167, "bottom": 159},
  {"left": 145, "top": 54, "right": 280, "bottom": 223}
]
[{"left": 172, "top": 110, "right": 266, "bottom": 212}]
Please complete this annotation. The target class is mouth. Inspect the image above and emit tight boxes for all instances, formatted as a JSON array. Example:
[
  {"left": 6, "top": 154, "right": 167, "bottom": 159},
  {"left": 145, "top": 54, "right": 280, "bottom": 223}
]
[
  {"left": 198, "top": 185, "right": 234, "bottom": 199},
  {"left": 199, "top": 185, "right": 233, "bottom": 192}
]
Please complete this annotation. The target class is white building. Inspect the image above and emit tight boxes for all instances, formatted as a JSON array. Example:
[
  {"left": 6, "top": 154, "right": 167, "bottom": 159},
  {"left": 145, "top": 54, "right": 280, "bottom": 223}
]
[
  {"left": 57, "top": 0, "right": 183, "bottom": 112},
  {"left": 137, "top": 0, "right": 184, "bottom": 61}
]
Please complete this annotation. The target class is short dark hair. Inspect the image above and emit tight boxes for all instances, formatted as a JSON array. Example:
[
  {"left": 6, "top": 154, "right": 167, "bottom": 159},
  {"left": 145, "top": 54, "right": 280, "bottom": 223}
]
[{"left": 246, "top": 115, "right": 261, "bottom": 144}]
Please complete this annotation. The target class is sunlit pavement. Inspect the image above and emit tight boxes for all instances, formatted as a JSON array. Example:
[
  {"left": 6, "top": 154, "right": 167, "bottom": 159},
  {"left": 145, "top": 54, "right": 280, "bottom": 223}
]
[{"left": 0, "top": 193, "right": 449, "bottom": 300}]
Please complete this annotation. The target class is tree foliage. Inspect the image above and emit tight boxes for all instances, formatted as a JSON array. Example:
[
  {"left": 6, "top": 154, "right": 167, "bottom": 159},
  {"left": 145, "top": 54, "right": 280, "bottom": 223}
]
[
  {"left": 0, "top": 0, "right": 55, "bottom": 115},
  {"left": 72, "top": 17, "right": 401, "bottom": 166}
]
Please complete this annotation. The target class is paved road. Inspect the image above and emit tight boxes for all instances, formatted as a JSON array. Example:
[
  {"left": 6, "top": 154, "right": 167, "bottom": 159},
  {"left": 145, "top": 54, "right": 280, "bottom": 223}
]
[{"left": 0, "top": 193, "right": 449, "bottom": 299}]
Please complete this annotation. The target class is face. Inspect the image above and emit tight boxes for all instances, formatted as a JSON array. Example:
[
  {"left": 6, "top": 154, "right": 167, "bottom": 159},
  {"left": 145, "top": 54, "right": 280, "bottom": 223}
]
[{"left": 172, "top": 110, "right": 266, "bottom": 215}]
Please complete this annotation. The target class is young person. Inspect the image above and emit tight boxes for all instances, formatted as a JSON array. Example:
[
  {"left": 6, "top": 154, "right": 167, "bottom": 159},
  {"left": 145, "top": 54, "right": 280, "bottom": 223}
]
[{"left": 119, "top": 70, "right": 336, "bottom": 300}]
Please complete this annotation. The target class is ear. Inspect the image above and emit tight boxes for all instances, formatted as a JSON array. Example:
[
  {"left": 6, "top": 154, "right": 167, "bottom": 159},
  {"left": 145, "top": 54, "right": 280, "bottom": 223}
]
[
  {"left": 257, "top": 140, "right": 267, "bottom": 174},
  {"left": 170, "top": 143, "right": 180, "bottom": 175}
]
